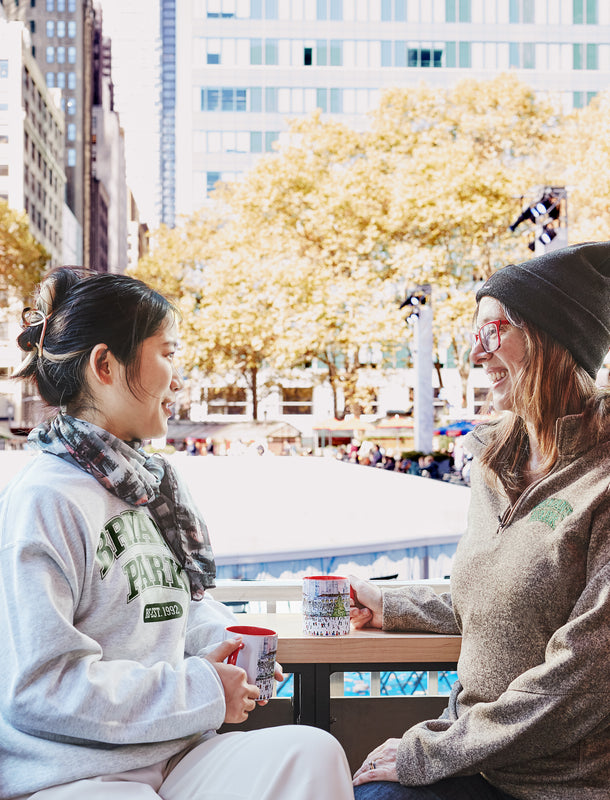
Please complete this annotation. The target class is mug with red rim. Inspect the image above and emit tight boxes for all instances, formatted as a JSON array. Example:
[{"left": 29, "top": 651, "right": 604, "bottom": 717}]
[{"left": 225, "top": 624, "right": 278, "bottom": 701}]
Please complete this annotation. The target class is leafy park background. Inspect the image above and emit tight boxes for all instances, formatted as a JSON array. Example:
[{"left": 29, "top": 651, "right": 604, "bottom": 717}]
[{"left": 7, "top": 75, "right": 610, "bottom": 416}]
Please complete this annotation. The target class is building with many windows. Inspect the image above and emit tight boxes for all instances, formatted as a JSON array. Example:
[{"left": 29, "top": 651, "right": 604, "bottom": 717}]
[
  {"left": 2, "top": 0, "right": 93, "bottom": 265},
  {"left": 0, "top": 18, "right": 65, "bottom": 265},
  {"left": 0, "top": 17, "right": 66, "bottom": 429},
  {"left": 171, "top": 0, "right": 610, "bottom": 217}
]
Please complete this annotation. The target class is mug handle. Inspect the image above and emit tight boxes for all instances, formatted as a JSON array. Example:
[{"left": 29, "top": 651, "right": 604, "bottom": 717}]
[{"left": 227, "top": 642, "right": 244, "bottom": 665}]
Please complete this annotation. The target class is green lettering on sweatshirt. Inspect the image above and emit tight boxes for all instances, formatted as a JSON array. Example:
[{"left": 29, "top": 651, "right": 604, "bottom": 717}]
[
  {"left": 95, "top": 510, "right": 190, "bottom": 604},
  {"left": 123, "top": 553, "right": 189, "bottom": 603},
  {"left": 96, "top": 511, "right": 166, "bottom": 577},
  {"left": 530, "top": 497, "right": 573, "bottom": 530}
]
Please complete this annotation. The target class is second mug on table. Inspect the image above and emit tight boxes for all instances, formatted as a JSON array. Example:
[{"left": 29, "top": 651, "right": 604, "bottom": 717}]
[{"left": 302, "top": 574, "right": 351, "bottom": 636}]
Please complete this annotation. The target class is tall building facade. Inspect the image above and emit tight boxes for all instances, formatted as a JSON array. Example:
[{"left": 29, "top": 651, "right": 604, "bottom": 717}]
[
  {"left": 170, "top": 0, "right": 610, "bottom": 218},
  {"left": 3, "top": 0, "right": 128, "bottom": 271},
  {"left": 0, "top": 17, "right": 66, "bottom": 428},
  {"left": 2, "top": 0, "right": 94, "bottom": 265},
  {"left": 94, "top": 0, "right": 161, "bottom": 230},
  {"left": 0, "top": 19, "right": 65, "bottom": 265},
  {"left": 90, "top": 9, "right": 127, "bottom": 272},
  {"left": 161, "top": 0, "right": 176, "bottom": 227}
]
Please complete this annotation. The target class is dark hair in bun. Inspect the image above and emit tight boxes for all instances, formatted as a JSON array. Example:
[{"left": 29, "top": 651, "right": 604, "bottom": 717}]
[{"left": 15, "top": 266, "right": 176, "bottom": 410}]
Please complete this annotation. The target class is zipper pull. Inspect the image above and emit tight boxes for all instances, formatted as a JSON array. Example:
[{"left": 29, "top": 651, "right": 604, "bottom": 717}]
[{"left": 497, "top": 507, "right": 510, "bottom": 534}]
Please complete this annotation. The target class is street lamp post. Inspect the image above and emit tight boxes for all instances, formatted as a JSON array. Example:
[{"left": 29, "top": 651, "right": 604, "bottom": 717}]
[
  {"left": 400, "top": 284, "right": 433, "bottom": 454},
  {"left": 414, "top": 300, "right": 434, "bottom": 453}
]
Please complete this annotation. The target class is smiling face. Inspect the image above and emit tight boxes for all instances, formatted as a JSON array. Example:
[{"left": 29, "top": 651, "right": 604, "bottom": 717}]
[
  {"left": 94, "top": 316, "right": 183, "bottom": 442},
  {"left": 471, "top": 297, "right": 527, "bottom": 414}
]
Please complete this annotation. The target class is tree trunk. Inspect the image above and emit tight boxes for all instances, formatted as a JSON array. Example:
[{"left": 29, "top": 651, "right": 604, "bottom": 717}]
[
  {"left": 247, "top": 365, "right": 259, "bottom": 420},
  {"left": 326, "top": 355, "right": 339, "bottom": 418}
]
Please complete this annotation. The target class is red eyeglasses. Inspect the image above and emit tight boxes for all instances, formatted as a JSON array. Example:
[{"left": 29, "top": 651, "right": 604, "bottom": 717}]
[{"left": 471, "top": 319, "right": 510, "bottom": 353}]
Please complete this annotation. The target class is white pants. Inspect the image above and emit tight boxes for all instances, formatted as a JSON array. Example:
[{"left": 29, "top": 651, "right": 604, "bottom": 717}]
[{"left": 24, "top": 726, "right": 355, "bottom": 800}]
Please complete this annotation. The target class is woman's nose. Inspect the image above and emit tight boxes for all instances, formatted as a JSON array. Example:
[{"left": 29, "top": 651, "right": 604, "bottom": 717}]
[
  {"left": 171, "top": 365, "right": 184, "bottom": 391},
  {"left": 470, "top": 338, "right": 489, "bottom": 366}
]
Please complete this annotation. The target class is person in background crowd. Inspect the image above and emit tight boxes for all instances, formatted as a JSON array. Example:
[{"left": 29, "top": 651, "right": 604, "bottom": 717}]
[
  {"left": 350, "top": 242, "right": 610, "bottom": 799},
  {"left": 0, "top": 267, "right": 354, "bottom": 800},
  {"left": 370, "top": 443, "right": 383, "bottom": 466}
]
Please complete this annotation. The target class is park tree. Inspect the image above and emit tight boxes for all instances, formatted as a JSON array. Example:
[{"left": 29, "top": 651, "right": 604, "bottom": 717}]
[
  {"left": 218, "top": 74, "right": 558, "bottom": 412},
  {"left": 133, "top": 212, "right": 294, "bottom": 419},
  {"left": 0, "top": 201, "right": 49, "bottom": 301},
  {"left": 217, "top": 114, "right": 407, "bottom": 417},
  {"left": 137, "top": 75, "right": 561, "bottom": 417}
]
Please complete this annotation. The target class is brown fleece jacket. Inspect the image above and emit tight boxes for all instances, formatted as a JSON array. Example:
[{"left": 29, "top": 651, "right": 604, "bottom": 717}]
[{"left": 382, "top": 411, "right": 610, "bottom": 799}]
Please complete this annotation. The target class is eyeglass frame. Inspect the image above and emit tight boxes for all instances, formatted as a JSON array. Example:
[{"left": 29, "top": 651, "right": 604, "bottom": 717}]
[{"left": 471, "top": 319, "right": 510, "bottom": 354}]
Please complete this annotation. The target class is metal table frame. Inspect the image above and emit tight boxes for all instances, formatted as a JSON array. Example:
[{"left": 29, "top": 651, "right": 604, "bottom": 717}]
[{"left": 284, "top": 659, "right": 460, "bottom": 730}]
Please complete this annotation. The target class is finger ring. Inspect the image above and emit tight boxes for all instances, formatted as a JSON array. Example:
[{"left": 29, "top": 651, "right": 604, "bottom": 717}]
[{"left": 369, "top": 760, "right": 376, "bottom": 771}]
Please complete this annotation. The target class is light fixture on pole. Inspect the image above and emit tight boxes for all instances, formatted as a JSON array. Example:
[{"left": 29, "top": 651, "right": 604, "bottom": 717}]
[{"left": 510, "top": 187, "right": 568, "bottom": 255}]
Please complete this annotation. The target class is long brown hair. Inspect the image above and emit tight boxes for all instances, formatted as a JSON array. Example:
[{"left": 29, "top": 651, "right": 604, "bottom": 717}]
[{"left": 479, "top": 303, "right": 610, "bottom": 496}]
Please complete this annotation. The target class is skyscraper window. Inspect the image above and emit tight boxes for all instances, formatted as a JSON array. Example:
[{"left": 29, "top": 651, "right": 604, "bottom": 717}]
[
  {"left": 251, "top": 38, "right": 262, "bottom": 64},
  {"left": 573, "top": 0, "right": 598, "bottom": 24},
  {"left": 265, "top": 39, "right": 278, "bottom": 65}
]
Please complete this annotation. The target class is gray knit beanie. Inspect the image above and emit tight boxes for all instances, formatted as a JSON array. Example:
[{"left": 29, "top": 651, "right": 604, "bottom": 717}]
[{"left": 476, "top": 242, "right": 610, "bottom": 378}]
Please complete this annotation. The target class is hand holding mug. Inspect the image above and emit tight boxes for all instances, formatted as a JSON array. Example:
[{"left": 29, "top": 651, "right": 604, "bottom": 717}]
[
  {"left": 225, "top": 625, "right": 278, "bottom": 702},
  {"left": 204, "top": 638, "right": 259, "bottom": 723},
  {"left": 302, "top": 575, "right": 350, "bottom": 636},
  {"left": 349, "top": 574, "right": 383, "bottom": 629}
]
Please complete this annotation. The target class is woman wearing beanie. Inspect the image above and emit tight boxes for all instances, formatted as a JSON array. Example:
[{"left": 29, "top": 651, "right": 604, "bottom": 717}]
[
  {"left": 0, "top": 267, "right": 355, "bottom": 800},
  {"left": 350, "top": 242, "right": 610, "bottom": 800}
]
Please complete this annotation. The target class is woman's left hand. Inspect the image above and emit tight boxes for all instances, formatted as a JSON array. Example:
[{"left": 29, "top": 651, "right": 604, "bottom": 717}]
[
  {"left": 352, "top": 738, "right": 400, "bottom": 786},
  {"left": 257, "top": 661, "right": 285, "bottom": 707}
]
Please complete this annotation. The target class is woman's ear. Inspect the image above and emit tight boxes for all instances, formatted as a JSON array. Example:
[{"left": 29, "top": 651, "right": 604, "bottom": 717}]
[{"left": 88, "top": 344, "right": 114, "bottom": 386}]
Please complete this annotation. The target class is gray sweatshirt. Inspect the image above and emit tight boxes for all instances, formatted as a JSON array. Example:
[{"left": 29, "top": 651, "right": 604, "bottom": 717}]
[
  {"left": 383, "top": 412, "right": 610, "bottom": 799},
  {"left": 0, "top": 453, "right": 237, "bottom": 799}
]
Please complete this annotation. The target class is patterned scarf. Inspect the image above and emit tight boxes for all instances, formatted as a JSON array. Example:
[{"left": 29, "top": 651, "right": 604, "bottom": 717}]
[{"left": 28, "top": 413, "right": 216, "bottom": 599}]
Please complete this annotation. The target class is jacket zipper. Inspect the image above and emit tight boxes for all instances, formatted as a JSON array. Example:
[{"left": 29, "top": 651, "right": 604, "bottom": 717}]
[{"left": 496, "top": 468, "right": 559, "bottom": 535}]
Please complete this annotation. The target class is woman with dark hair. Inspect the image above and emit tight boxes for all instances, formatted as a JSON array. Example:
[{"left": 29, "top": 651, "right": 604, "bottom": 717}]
[
  {"left": 0, "top": 268, "right": 354, "bottom": 800},
  {"left": 350, "top": 242, "right": 610, "bottom": 800}
]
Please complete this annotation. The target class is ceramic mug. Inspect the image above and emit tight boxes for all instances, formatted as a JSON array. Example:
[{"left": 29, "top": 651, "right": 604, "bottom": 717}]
[
  {"left": 225, "top": 624, "right": 278, "bottom": 701},
  {"left": 302, "top": 574, "right": 350, "bottom": 636}
]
